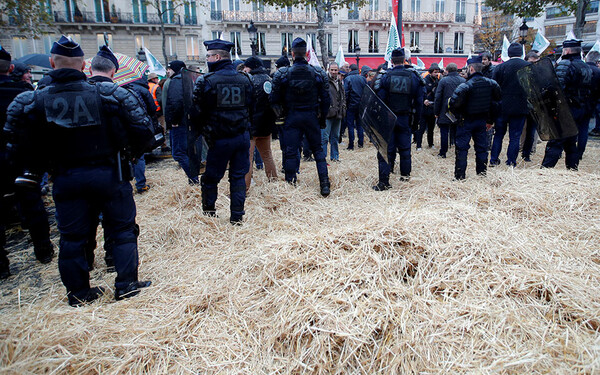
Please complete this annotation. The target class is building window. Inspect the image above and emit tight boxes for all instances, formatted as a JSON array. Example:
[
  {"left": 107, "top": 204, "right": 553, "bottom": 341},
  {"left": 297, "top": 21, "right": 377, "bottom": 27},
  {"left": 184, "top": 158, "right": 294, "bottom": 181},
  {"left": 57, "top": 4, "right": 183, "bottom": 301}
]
[
  {"left": 348, "top": 30, "right": 359, "bottom": 52},
  {"left": 64, "top": 0, "right": 75, "bottom": 22},
  {"left": 211, "top": 0, "right": 222, "bottom": 20},
  {"left": 186, "top": 35, "right": 199, "bottom": 60},
  {"left": 97, "top": 33, "right": 113, "bottom": 49},
  {"left": 40, "top": 0, "right": 53, "bottom": 14},
  {"left": 411, "top": 0, "right": 420, "bottom": 13},
  {"left": 369, "top": 30, "right": 379, "bottom": 53},
  {"left": 161, "top": 1, "right": 176, "bottom": 24},
  {"left": 545, "top": 24, "right": 567, "bottom": 37},
  {"left": 546, "top": 6, "right": 568, "bottom": 19},
  {"left": 369, "top": 0, "right": 379, "bottom": 12},
  {"left": 11, "top": 37, "right": 30, "bottom": 59},
  {"left": 348, "top": 2, "right": 359, "bottom": 20},
  {"left": 327, "top": 33, "right": 333, "bottom": 56},
  {"left": 135, "top": 35, "right": 146, "bottom": 50},
  {"left": 229, "top": 0, "right": 239, "bottom": 11},
  {"left": 42, "top": 35, "right": 55, "bottom": 54},
  {"left": 410, "top": 31, "right": 420, "bottom": 49},
  {"left": 212, "top": 31, "right": 221, "bottom": 39},
  {"left": 93, "top": 0, "right": 109, "bottom": 22},
  {"left": 252, "top": 0, "right": 264, "bottom": 12},
  {"left": 167, "top": 36, "right": 176, "bottom": 58},
  {"left": 282, "top": 32, "right": 293, "bottom": 55},
  {"left": 587, "top": 0, "right": 599, "bottom": 14},
  {"left": 257, "top": 32, "right": 266, "bottom": 55},
  {"left": 435, "top": 0, "right": 444, "bottom": 13},
  {"left": 453, "top": 32, "right": 464, "bottom": 53},
  {"left": 434, "top": 31, "right": 444, "bottom": 53},
  {"left": 230, "top": 31, "right": 241, "bottom": 56},
  {"left": 184, "top": 1, "right": 197, "bottom": 25},
  {"left": 584, "top": 20, "right": 597, "bottom": 33},
  {"left": 132, "top": 0, "right": 148, "bottom": 22},
  {"left": 455, "top": 0, "right": 465, "bottom": 22}
]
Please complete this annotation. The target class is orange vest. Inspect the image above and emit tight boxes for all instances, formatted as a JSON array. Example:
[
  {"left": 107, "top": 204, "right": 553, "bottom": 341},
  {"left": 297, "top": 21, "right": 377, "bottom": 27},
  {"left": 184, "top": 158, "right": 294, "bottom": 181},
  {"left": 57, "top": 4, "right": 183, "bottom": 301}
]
[{"left": 148, "top": 81, "right": 161, "bottom": 112}]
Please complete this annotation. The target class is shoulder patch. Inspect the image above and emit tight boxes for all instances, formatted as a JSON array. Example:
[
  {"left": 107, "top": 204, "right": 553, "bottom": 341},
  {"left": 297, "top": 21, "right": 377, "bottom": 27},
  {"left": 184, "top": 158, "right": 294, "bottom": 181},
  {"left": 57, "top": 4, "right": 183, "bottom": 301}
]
[{"left": 263, "top": 81, "right": 272, "bottom": 94}]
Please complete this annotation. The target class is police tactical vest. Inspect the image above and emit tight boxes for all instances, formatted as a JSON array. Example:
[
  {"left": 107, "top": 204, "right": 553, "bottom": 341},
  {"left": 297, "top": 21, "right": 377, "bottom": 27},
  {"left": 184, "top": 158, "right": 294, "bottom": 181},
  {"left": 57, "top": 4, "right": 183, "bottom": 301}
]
[
  {"left": 571, "top": 59, "right": 593, "bottom": 105},
  {"left": 204, "top": 71, "right": 251, "bottom": 138},
  {"left": 36, "top": 80, "right": 114, "bottom": 167},
  {"left": 285, "top": 64, "right": 319, "bottom": 110},
  {"left": 386, "top": 69, "right": 412, "bottom": 114},
  {"left": 465, "top": 78, "right": 493, "bottom": 116}
]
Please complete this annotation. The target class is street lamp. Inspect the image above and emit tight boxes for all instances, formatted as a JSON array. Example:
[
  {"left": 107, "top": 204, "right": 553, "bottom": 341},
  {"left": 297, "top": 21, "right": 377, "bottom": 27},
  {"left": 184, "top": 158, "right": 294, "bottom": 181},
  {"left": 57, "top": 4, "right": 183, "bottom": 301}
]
[
  {"left": 136, "top": 47, "right": 147, "bottom": 62},
  {"left": 519, "top": 19, "right": 529, "bottom": 45},
  {"left": 355, "top": 45, "right": 361, "bottom": 66},
  {"left": 247, "top": 20, "right": 258, "bottom": 56}
]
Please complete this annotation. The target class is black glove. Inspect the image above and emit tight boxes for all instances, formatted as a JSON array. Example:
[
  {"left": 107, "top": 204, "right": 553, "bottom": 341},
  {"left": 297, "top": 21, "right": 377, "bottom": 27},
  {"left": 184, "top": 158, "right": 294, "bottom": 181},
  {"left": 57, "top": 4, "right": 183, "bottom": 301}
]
[{"left": 319, "top": 116, "right": 326, "bottom": 129}]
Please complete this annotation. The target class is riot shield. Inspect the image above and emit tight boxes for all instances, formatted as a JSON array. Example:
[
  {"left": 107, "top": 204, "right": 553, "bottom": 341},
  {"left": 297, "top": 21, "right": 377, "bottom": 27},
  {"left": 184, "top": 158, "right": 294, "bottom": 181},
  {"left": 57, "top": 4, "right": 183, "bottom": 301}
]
[
  {"left": 517, "top": 58, "right": 578, "bottom": 141},
  {"left": 359, "top": 85, "right": 397, "bottom": 163},
  {"left": 181, "top": 68, "right": 204, "bottom": 178}
]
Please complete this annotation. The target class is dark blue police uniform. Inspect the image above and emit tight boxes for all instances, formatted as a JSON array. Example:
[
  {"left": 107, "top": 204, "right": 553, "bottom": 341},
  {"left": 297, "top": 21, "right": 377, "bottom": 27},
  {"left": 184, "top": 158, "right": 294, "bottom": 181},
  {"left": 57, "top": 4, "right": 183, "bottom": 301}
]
[
  {"left": 3, "top": 37, "right": 154, "bottom": 305},
  {"left": 192, "top": 39, "right": 254, "bottom": 223},
  {"left": 542, "top": 39, "right": 599, "bottom": 169},
  {"left": 270, "top": 38, "right": 331, "bottom": 196},
  {"left": 373, "top": 48, "right": 424, "bottom": 190},
  {"left": 449, "top": 55, "right": 502, "bottom": 180}
]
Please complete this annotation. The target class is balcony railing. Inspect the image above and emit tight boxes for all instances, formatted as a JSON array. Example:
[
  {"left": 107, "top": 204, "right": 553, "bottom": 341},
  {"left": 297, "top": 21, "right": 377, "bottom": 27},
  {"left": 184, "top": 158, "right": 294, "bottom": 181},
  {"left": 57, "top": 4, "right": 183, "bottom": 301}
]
[
  {"left": 455, "top": 13, "right": 466, "bottom": 22},
  {"left": 362, "top": 11, "right": 454, "bottom": 22},
  {"left": 219, "top": 10, "right": 333, "bottom": 23},
  {"left": 53, "top": 11, "right": 182, "bottom": 25}
]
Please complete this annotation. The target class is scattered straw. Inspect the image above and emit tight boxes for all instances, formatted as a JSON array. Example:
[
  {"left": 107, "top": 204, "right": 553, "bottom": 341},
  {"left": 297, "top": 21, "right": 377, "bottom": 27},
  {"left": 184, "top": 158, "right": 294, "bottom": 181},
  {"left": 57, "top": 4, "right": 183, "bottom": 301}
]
[{"left": 1, "top": 140, "right": 600, "bottom": 373}]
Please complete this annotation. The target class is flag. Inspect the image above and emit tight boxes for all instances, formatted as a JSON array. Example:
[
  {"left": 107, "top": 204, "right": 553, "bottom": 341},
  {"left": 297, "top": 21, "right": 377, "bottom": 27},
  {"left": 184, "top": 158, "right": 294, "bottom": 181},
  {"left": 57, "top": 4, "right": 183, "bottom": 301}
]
[
  {"left": 501, "top": 35, "right": 510, "bottom": 62},
  {"left": 532, "top": 30, "right": 550, "bottom": 54},
  {"left": 415, "top": 57, "right": 425, "bottom": 69},
  {"left": 465, "top": 52, "right": 471, "bottom": 67},
  {"left": 306, "top": 37, "right": 321, "bottom": 67},
  {"left": 335, "top": 45, "right": 346, "bottom": 67},
  {"left": 586, "top": 39, "right": 600, "bottom": 59},
  {"left": 566, "top": 30, "right": 576, "bottom": 40},
  {"left": 384, "top": 13, "right": 401, "bottom": 64},
  {"left": 439, "top": 58, "right": 444, "bottom": 69},
  {"left": 143, "top": 47, "right": 166, "bottom": 77}
]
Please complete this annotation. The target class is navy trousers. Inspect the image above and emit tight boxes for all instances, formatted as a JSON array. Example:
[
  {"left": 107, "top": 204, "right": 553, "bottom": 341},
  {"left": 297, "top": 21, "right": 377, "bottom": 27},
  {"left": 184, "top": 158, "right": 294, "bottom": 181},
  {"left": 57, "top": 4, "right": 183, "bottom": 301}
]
[
  {"left": 378, "top": 115, "right": 412, "bottom": 183},
  {"left": 283, "top": 111, "right": 329, "bottom": 184},
  {"left": 345, "top": 107, "right": 364, "bottom": 149},
  {"left": 490, "top": 114, "right": 527, "bottom": 166},
  {"left": 201, "top": 132, "right": 250, "bottom": 221},
  {"left": 53, "top": 166, "right": 139, "bottom": 300},
  {"left": 455, "top": 119, "right": 488, "bottom": 180},
  {"left": 542, "top": 106, "right": 587, "bottom": 170}
]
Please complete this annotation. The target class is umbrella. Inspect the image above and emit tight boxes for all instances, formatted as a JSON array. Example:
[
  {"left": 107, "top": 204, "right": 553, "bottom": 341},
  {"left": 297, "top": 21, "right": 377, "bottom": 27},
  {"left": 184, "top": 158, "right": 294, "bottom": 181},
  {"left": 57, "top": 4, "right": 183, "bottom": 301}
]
[
  {"left": 14, "top": 54, "right": 52, "bottom": 69},
  {"left": 84, "top": 52, "right": 149, "bottom": 86}
]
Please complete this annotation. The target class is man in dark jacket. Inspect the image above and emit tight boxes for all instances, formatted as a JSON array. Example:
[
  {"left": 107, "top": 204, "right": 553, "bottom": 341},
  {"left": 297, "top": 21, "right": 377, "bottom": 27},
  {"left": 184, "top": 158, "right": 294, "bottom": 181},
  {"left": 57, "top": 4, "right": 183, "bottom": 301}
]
[
  {"left": 322, "top": 62, "right": 346, "bottom": 162},
  {"left": 165, "top": 60, "right": 200, "bottom": 184},
  {"left": 434, "top": 62, "right": 465, "bottom": 158},
  {"left": 416, "top": 63, "right": 440, "bottom": 149},
  {"left": 585, "top": 51, "right": 600, "bottom": 138},
  {"left": 542, "top": 39, "right": 600, "bottom": 169},
  {"left": 449, "top": 55, "right": 502, "bottom": 180},
  {"left": 481, "top": 52, "right": 494, "bottom": 79},
  {"left": 490, "top": 43, "right": 530, "bottom": 167},
  {"left": 193, "top": 40, "right": 254, "bottom": 224},
  {"left": 0, "top": 47, "right": 55, "bottom": 279},
  {"left": 243, "top": 56, "right": 277, "bottom": 192},
  {"left": 343, "top": 64, "right": 366, "bottom": 149}
]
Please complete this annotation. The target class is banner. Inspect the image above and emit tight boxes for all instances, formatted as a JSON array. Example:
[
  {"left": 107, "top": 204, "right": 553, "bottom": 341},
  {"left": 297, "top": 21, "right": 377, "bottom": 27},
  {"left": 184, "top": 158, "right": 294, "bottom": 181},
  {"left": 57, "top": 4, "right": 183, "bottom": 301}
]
[
  {"left": 532, "top": 31, "right": 550, "bottom": 54},
  {"left": 335, "top": 45, "right": 346, "bottom": 67},
  {"left": 306, "top": 37, "right": 321, "bottom": 67},
  {"left": 384, "top": 13, "right": 401, "bottom": 64},
  {"left": 501, "top": 35, "right": 510, "bottom": 62},
  {"left": 143, "top": 47, "right": 166, "bottom": 77}
]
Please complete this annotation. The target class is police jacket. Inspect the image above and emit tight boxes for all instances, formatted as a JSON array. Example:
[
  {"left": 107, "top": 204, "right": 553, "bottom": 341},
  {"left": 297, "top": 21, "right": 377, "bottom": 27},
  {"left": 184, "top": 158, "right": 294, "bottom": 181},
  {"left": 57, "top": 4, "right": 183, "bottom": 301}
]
[
  {"left": 192, "top": 59, "right": 254, "bottom": 140},
  {"left": 248, "top": 66, "right": 275, "bottom": 137},
  {"left": 556, "top": 54, "right": 598, "bottom": 112},
  {"left": 423, "top": 73, "right": 439, "bottom": 115},
  {"left": 375, "top": 65, "right": 424, "bottom": 121},
  {"left": 165, "top": 72, "right": 184, "bottom": 129},
  {"left": 327, "top": 73, "right": 346, "bottom": 119},
  {"left": 586, "top": 61, "right": 600, "bottom": 103},
  {"left": 492, "top": 57, "right": 530, "bottom": 116},
  {"left": 270, "top": 57, "right": 330, "bottom": 118},
  {"left": 343, "top": 69, "right": 367, "bottom": 109},
  {"left": 449, "top": 72, "right": 501, "bottom": 123},
  {"left": 434, "top": 72, "right": 466, "bottom": 125},
  {"left": 3, "top": 68, "right": 154, "bottom": 174}
]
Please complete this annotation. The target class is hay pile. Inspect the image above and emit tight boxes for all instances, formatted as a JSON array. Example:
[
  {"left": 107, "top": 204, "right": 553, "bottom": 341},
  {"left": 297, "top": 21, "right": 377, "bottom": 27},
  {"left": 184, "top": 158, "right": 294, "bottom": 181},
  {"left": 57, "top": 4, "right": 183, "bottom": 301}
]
[{"left": 1, "top": 140, "right": 600, "bottom": 373}]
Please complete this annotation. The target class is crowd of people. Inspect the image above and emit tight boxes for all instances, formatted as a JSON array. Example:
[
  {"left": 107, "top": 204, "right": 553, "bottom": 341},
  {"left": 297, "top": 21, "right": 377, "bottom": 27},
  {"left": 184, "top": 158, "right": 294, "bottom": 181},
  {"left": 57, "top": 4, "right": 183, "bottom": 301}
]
[{"left": 1, "top": 34, "right": 599, "bottom": 307}]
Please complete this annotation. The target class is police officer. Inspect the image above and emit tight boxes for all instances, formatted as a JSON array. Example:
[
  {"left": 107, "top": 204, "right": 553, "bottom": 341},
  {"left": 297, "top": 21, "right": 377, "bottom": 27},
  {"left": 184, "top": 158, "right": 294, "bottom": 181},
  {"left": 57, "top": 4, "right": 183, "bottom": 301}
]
[
  {"left": 449, "top": 55, "right": 501, "bottom": 180},
  {"left": 416, "top": 63, "right": 440, "bottom": 150},
  {"left": 372, "top": 47, "right": 424, "bottom": 190},
  {"left": 192, "top": 39, "right": 254, "bottom": 224},
  {"left": 3, "top": 36, "right": 153, "bottom": 306},
  {"left": 542, "top": 39, "right": 599, "bottom": 169},
  {"left": 0, "top": 46, "right": 54, "bottom": 279},
  {"left": 270, "top": 37, "right": 331, "bottom": 196}
]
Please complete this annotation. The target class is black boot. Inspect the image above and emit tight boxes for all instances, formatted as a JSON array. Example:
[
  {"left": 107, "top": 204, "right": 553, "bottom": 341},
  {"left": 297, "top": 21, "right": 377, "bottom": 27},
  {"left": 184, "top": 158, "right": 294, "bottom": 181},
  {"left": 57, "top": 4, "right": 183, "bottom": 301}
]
[
  {"left": 68, "top": 286, "right": 106, "bottom": 307},
  {"left": 319, "top": 175, "right": 330, "bottom": 197},
  {"left": 0, "top": 257, "right": 10, "bottom": 280},
  {"left": 372, "top": 181, "right": 392, "bottom": 191},
  {"left": 115, "top": 281, "right": 152, "bottom": 301},
  {"left": 34, "top": 241, "right": 55, "bottom": 264}
]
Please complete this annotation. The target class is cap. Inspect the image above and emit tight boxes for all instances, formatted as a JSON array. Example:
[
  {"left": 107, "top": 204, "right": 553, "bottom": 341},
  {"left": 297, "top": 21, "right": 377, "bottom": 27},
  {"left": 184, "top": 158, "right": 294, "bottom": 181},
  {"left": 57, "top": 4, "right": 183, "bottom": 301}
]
[
  {"left": 391, "top": 48, "right": 405, "bottom": 58},
  {"left": 467, "top": 55, "right": 483, "bottom": 64},
  {"left": 508, "top": 42, "right": 523, "bottom": 58},
  {"left": 167, "top": 60, "right": 186, "bottom": 75},
  {"left": 50, "top": 35, "right": 84, "bottom": 57},
  {"left": 97, "top": 45, "right": 119, "bottom": 72},
  {"left": 244, "top": 56, "right": 263, "bottom": 70},
  {"left": 275, "top": 55, "right": 290, "bottom": 68},
  {"left": 563, "top": 39, "right": 582, "bottom": 48},
  {"left": 203, "top": 39, "right": 235, "bottom": 52},
  {"left": 291, "top": 38, "right": 307, "bottom": 49}
]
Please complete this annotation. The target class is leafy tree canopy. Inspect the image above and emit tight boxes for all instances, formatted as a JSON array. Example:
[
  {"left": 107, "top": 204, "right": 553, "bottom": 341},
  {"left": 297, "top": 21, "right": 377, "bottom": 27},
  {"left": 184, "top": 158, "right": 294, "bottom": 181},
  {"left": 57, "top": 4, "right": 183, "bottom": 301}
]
[{"left": 0, "top": 0, "right": 54, "bottom": 37}]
